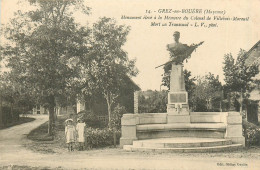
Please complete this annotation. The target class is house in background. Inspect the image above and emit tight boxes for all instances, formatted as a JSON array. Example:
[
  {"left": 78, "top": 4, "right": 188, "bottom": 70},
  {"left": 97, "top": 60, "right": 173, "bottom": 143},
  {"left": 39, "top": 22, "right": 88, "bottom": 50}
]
[
  {"left": 77, "top": 99, "right": 85, "bottom": 113},
  {"left": 32, "top": 105, "right": 48, "bottom": 115},
  {"left": 55, "top": 106, "right": 75, "bottom": 115},
  {"left": 244, "top": 40, "right": 260, "bottom": 122},
  {"left": 79, "top": 76, "right": 140, "bottom": 117},
  {"left": 32, "top": 76, "right": 140, "bottom": 118},
  {"left": 32, "top": 105, "right": 75, "bottom": 115}
]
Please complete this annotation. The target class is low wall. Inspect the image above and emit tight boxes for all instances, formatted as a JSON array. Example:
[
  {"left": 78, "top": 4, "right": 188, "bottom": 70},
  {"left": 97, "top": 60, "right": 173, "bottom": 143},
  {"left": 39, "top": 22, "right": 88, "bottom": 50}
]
[{"left": 120, "top": 112, "right": 245, "bottom": 147}]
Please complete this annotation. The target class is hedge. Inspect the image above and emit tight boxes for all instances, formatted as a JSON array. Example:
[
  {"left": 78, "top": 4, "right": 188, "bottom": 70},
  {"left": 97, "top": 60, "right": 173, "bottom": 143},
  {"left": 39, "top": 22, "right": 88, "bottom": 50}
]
[
  {"left": 243, "top": 119, "right": 260, "bottom": 147},
  {"left": 85, "top": 127, "right": 121, "bottom": 148}
]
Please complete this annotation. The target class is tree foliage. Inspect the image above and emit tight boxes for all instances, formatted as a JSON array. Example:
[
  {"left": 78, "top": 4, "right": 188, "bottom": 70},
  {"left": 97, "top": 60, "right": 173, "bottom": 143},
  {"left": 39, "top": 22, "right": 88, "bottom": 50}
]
[
  {"left": 0, "top": 73, "right": 35, "bottom": 125},
  {"left": 191, "top": 73, "right": 222, "bottom": 111},
  {"left": 1, "top": 1, "right": 138, "bottom": 131},
  {"left": 1, "top": 0, "right": 90, "bottom": 134},
  {"left": 223, "top": 49, "right": 259, "bottom": 111},
  {"left": 138, "top": 90, "right": 168, "bottom": 113},
  {"left": 223, "top": 49, "right": 259, "bottom": 93},
  {"left": 78, "top": 17, "right": 138, "bottom": 127}
]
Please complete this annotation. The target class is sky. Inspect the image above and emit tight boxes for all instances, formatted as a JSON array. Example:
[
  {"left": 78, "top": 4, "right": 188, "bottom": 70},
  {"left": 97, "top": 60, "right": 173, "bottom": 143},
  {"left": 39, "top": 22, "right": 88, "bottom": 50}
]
[{"left": 1, "top": 0, "right": 260, "bottom": 91}]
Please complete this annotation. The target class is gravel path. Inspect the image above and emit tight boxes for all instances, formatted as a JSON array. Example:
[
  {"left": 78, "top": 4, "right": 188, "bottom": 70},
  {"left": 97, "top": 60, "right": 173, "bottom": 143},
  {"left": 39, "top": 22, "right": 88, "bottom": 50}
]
[{"left": 0, "top": 115, "right": 260, "bottom": 170}]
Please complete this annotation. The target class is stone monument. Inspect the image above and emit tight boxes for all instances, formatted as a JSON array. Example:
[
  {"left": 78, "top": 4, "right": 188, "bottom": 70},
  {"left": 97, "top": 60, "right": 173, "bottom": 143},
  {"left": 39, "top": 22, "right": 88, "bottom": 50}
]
[
  {"left": 120, "top": 31, "right": 245, "bottom": 152},
  {"left": 160, "top": 31, "right": 204, "bottom": 122}
]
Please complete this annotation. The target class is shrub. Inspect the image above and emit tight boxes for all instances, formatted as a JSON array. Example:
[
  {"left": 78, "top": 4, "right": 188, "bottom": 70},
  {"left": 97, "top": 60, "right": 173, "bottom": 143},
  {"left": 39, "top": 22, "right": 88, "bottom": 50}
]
[
  {"left": 85, "top": 127, "right": 121, "bottom": 148},
  {"left": 138, "top": 90, "right": 168, "bottom": 113},
  {"left": 111, "top": 104, "right": 126, "bottom": 130},
  {"left": 242, "top": 119, "right": 260, "bottom": 147},
  {"left": 77, "top": 110, "right": 105, "bottom": 128},
  {"left": 2, "top": 106, "right": 12, "bottom": 124}
]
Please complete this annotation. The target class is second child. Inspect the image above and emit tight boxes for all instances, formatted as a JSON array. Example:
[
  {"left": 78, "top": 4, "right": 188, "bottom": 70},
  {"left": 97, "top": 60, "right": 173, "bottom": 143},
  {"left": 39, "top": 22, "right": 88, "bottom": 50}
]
[
  {"left": 76, "top": 119, "right": 86, "bottom": 151},
  {"left": 65, "top": 119, "right": 77, "bottom": 152}
]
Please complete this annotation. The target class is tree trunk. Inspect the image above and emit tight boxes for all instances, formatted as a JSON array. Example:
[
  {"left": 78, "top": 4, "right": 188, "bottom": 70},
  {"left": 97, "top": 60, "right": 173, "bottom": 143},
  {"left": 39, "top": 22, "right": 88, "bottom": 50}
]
[
  {"left": 220, "top": 100, "right": 222, "bottom": 112},
  {"left": 0, "top": 95, "right": 3, "bottom": 127},
  {"left": 48, "top": 109, "right": 53, "bottom": 135},
  {"left": 108, "top": 103, "right": 112, "bottom": 128},
  {"left": 245, "top": 99, "right": 248, "bottom": 120},
  {"left": 105, "top": 92, "right": 118, "bottom": 128},
  {"left": 105, "top": 92, "right": 112, "bottom": 128},
  {"left": 53, "top": 108, "right": 56, "bottom": 124},
  {"left": 48, "top": 95, "right": 55, "bottom": 135},
  {"left": 10, "top": 102, "right": 14, "bottom": 123},
  {"left": 240, "top": 89, "right": 243, "bottom": 113}
]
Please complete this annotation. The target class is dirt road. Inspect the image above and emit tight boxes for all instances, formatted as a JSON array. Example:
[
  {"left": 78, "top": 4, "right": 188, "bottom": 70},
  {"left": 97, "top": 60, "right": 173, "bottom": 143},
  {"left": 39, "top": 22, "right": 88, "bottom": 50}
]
[{"left": 0, "top": 115, "right": 260, "bottom": 170}]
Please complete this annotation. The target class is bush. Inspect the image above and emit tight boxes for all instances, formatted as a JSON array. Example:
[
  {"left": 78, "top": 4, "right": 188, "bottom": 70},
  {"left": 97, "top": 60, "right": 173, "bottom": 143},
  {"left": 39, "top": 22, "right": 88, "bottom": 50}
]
[
  {"left": 111, "top": 104, "right": 126, "bottom": 130},
  {"left": 243, "top": 119, "right": 260, "bottom": 147},
  {"left": 2, "top": 106, "right": 12, "bottom": 125},
  {"left": 85, "top": 127, "right": 121, "bottom": 148},
  {"left": 1, "top": 106, "right": 21, "bottom": 125},
  {"left": 77, "top": 110, "right": 105, "bottom": 128},
  {"left": 138, "top": 90, "right": 168, "bottom": 113}
]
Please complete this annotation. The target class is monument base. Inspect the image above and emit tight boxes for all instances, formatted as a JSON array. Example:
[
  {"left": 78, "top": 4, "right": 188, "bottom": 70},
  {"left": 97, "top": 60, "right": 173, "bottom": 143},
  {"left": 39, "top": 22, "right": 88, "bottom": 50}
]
[
  {"left": 120, "top": 137, "right": 138, "bottom": 147},
  {"left": 167, "top": 114, "right": 190, "bottom": 123},
  {"left": 120, "top": 112, "right": 245, "bottom": 150}
]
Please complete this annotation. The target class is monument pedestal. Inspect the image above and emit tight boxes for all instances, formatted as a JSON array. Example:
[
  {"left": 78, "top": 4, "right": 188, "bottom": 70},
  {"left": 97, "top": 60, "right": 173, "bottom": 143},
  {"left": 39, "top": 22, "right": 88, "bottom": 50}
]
[{"left": 167, "top": 63, "right": 190, "bottom": 123}]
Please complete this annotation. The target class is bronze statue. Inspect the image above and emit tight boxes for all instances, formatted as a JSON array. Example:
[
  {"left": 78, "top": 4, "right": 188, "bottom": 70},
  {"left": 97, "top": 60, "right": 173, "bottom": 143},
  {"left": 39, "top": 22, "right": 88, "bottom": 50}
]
[{"left": 155, "top": 31, "right": 204, "bottom": 69}]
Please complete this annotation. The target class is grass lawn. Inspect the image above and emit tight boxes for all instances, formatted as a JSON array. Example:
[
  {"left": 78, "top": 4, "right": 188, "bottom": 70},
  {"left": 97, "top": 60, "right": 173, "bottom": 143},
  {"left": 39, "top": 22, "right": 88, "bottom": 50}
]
[
  {"left": 0, "top": 117, "right": 35, "bottom": 130},
  {"left": 25, "top": 115, "right": 68, "bottom": 154},
  {"left": 25, "top": 115, "right": 118, "bottom": 154}
]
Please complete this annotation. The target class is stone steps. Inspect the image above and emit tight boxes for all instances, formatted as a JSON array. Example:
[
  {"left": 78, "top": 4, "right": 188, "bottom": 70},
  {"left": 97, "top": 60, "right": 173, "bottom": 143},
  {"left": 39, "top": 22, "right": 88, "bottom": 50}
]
[
  {"left": 133, "top": 138, "right": 232, "bottom": 148},
  {"left": 123, "top": 138, "right": 243, "bottom": 153}
]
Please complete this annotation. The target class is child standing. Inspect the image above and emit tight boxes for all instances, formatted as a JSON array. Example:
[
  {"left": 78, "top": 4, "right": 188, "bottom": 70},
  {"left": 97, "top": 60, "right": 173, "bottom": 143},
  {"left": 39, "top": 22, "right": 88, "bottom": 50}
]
[
  {"left": 76, "top": 119, "right": 86, "bottom": 151},
  {"left": 65, "top": 119, "right": 77, "bottom": 152}
]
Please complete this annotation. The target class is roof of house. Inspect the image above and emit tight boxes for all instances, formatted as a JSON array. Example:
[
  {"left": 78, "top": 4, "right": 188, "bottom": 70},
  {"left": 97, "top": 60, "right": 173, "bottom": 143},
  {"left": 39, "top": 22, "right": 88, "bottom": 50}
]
[
  {"left": 244, "top": 40, "right": 260, "bottom": 66},
  {"left": 124, "top": 75, "right": 141, "bottom": 91}
]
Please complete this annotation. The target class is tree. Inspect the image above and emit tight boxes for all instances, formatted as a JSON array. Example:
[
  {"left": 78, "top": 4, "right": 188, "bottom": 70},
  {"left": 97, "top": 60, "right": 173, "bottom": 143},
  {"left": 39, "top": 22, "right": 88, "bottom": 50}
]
[
  {"left": 191, "top": 73, "right": 222, "bottom": 112},
  {"left": 138, "top": 90, "right": 168, "bottom": 113},
  {"left": 0, "top": 72, "right": 35, "bottom": 126},
  {"left": 1, "top": 0, "right": 90, "bottom": 134},
  {"left": 79, "top": 17, "right": 138, "bottom": 128},
  {"left": 111, "top": 104, "right": 127, "bottom": 130},
  {"left": 223, "top": 49, "right": 259, "bottom": 112}
]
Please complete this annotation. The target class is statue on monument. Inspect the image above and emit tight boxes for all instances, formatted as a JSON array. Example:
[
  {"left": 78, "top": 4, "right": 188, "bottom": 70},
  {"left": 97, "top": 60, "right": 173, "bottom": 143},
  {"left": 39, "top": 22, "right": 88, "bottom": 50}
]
[
  {"left": 155, "top": 31, "right": 204, "bottom": 71},
  {"left": 161, "top": 31, "right": 204, "bottom": 114}
]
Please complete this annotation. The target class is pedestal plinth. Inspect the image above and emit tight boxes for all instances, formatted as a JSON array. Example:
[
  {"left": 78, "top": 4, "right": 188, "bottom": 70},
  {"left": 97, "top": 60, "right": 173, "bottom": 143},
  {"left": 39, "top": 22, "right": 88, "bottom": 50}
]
[{"left": 167, "top": 63, "right": 190, "bottom": 123}]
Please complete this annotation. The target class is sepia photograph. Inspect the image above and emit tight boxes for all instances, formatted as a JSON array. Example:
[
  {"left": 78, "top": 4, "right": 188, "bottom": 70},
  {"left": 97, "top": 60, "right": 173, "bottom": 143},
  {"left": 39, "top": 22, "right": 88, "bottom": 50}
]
[{"left": 0, "top": 0, "right": 260, "bottom": 169}]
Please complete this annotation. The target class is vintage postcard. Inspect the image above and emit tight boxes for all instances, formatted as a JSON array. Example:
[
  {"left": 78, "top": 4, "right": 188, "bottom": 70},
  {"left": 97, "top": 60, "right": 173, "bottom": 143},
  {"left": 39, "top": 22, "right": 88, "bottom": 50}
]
[{"left": 0, "top": 0, "right": 259, "bottom": 169}]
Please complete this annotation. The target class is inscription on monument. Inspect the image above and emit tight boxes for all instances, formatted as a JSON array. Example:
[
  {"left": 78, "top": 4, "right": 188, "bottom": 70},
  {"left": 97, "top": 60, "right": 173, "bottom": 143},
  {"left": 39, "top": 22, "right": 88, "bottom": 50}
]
[{"left": 170, "top": 93, "right": 187, "bottom": 103}]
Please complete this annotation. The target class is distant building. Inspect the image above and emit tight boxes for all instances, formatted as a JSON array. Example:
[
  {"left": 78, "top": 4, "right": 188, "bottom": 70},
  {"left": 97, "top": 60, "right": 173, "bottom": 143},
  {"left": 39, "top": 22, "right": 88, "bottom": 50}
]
[
  {"left": 80, "top": 76, "right": 140, "bottom": 116},
  {"left": 33, "top": 76, "right": 140, "bottom": 116},
  {"left": 32, "top": 105, "right": 75, "bottom": 115},
  {"left": 32, "top": 105, "right": 48, "bottom": 115},
  {"left": 55, "top": 106, "right": 75, "bottom": 115},
  {"left": 244, "top": 40, "right": 260, "bottom": 121}
]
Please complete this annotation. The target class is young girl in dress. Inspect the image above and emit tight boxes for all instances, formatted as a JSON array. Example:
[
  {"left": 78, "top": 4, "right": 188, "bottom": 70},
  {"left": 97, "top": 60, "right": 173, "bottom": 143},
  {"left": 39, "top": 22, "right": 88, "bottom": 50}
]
[
  {"left": 76, "top": 119, "right": 86, "bottom": 151},
  {"left": 65, "top": 119, "right": 77, "bottom": 152}
]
